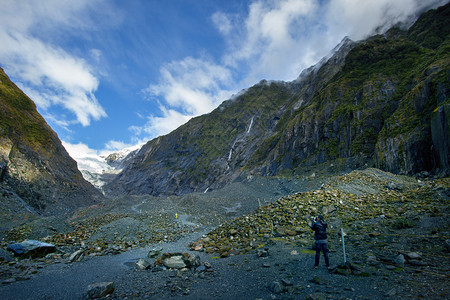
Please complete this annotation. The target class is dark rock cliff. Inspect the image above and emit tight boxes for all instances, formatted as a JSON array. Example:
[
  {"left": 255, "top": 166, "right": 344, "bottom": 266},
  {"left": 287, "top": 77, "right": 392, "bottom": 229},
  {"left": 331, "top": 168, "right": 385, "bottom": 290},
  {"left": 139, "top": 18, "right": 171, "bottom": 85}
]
[
  {"left": 0, "top": 68, "right": 103, "bottom": 216},
  {"left": 106, "top": 3, "right": 449, "bottom": 197}
]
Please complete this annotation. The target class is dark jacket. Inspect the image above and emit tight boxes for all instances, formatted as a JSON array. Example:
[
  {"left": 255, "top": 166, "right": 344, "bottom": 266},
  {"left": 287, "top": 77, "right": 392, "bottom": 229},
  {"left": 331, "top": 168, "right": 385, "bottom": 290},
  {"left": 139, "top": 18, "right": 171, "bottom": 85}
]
[{"left": 311, "top": 219, "right": 328, "bottom": 241}]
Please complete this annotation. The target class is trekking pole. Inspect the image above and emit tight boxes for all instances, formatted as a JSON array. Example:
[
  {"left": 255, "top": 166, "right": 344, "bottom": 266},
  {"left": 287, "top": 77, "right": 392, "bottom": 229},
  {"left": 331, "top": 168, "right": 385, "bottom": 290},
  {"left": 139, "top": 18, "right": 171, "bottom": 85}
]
[{"left": 341, "top": 228, "right": 347, "bottom": 264}]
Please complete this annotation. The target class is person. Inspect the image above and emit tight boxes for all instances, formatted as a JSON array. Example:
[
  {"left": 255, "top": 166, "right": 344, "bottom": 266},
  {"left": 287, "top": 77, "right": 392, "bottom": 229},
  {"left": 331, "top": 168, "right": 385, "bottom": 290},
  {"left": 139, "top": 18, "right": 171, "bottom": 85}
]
[{"left": 310, "top": 215, "right": 330, "bottom": 269}]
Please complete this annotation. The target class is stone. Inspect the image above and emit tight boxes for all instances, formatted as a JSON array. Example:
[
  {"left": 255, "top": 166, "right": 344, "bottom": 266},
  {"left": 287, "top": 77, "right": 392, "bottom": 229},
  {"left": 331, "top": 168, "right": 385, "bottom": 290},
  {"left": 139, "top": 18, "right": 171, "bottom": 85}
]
[
  {"left": 281, "top": 279, "right": 293, "bottom": 286},
  {"left": 444, "top": 239, "right": 450, "bottom": 252},
  {"left": 136, "top": 258, "right": 151, "bottom": 270},
  {"left": 0, "top": 248, "right": 13, "bottom": 262},
  {"left": 394, "top": 254, "right": 405, "bottom": 266},
  {"left": 322, "top": 205, "right": 336, "bottom": 215},
  {"left": 148, "top": 246, "right": 163, "bottom": 258},
  {"left": 366, "top": 255, "right": 379, "bottom": 266},
  {"left": 161, "top": 252, "right": 199, "bottom": 269},
  {"left": 385, "top": 288, "right": 397, "bottom": 297},
  {"left": 2, "top": 278, "right": 16, "bottom": 284},
  {"left": 196, "top": 265, "right": 206, "bottom": 272},
  {"left": 84, "top": 282, "right": 114, "bottom": 299},
  {"left": 269, "top": 281, "right": 284, "bottom": 294},
  {"left": 257, "top": 249, "right": 269, "bottom": 257},
  {"left": 405, "top": 252, "right": 421, "bottom": 260},
  {"left": 68, "top": 249, "right": 84, "bottom": 263},
  {"left": 306, "top": 292, "right": 327, "bottom": 300},
  {"left": 408, "top": 259, "right": 426, "bottom": 266},
  {"left": 7, "top": 240, "right": 56, "bottom": 258},
  {"left": 162, "top": 255, "right": 187, "bottom": 269}
]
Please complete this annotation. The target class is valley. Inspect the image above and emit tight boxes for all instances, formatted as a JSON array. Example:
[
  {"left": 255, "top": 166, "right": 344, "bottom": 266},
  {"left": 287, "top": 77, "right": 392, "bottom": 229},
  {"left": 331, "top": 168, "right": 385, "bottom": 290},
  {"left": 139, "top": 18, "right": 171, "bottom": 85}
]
[{"left": 0, "top": 3, "right": 449, "bottom": 299}]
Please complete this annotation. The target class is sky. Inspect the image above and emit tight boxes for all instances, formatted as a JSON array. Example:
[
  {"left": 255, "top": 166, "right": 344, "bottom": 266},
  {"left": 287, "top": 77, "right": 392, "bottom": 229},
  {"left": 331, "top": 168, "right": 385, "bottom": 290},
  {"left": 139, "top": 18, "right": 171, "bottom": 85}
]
[{"left": 0, "top": 0, "right": 447, "bottom": 164}]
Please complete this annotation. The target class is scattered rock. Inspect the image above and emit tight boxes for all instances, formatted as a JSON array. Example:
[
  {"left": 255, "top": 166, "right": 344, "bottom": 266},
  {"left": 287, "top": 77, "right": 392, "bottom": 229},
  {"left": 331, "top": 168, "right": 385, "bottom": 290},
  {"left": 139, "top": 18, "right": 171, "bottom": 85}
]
[
  {"left": 405, "top": 252, "right": 421, "bottom": 260},
  {"left": 2, "top": 278, "right": 16, "bottom": 284},
  {"left": 366, "top": 255, "right": 378, "bottom": 266},
  {"left": 394, "top": 254, "right": 405, "bottom": 266},
  {"left": 257, "top": 248, "right": 269, "bottom": 257},
  {"left": 68, "top": 249, "right": 84, "bottom": 263},
  {"left": 148, "top": 246, "right": 163, "bottom": 258},
  {"left": 408, "top": 260, "right": 426, "bottom": 266},
  {"left": 7, "top": 240, "right": 56, "bottom": 258},
  {"left": 385, "top": 287, "right": 397, "bottom": 297},
  {"left": 306, "top": 292, "right": 327, "bottom": 300},
  {"left": 160, "top": 252, "right": 200, "bottom": 269},
  {"left": 281, "top": 279, "right": 293, "bottom": 286},
  {"left": 444, "top": 239, "right": 450, "bottom": 252},
  {"left": 84, "top": 281, "right": 115, "bottom": 299},
  {"left": 269, "top": 281, "right": 284, "bottom": 294},
  {"left": 136, "top": 258, "right": 151, "bottom": 270},
  {"left": 0, "top": 248, "right": 13, "bottom": 261}
]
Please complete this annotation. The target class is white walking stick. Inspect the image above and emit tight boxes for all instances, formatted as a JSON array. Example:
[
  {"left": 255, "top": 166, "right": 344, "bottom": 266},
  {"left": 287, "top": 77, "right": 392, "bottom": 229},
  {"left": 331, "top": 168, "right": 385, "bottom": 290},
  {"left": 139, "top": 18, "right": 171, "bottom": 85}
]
[{"left": 341, "top": 228, "right": 347, "bottom": 264}]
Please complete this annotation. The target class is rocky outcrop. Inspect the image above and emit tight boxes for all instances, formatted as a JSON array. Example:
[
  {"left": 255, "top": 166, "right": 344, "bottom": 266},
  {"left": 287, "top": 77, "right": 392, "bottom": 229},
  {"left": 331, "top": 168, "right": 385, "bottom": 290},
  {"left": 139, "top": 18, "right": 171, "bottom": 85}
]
[
  {"left": 0, "top": 68, "right": 103, "bottom": 216},
  {"left": 431, "top": 104, "right": 449, "bottom": 172},
  {"left": 106, "top": 3, "right": 449, "bottom": 197}
]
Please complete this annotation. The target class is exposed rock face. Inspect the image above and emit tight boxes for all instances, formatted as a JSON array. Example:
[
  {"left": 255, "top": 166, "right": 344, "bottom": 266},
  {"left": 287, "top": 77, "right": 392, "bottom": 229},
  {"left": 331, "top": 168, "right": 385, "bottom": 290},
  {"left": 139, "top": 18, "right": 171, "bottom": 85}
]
[
  {"left": 431, "top": 104, "right": 450, "bottom": 172},
  {"left": 106, "top": 4, "right": 449, "bottom": 197},
  {"left": 0, "top": 68, "right": 103, "bottom": 216}
]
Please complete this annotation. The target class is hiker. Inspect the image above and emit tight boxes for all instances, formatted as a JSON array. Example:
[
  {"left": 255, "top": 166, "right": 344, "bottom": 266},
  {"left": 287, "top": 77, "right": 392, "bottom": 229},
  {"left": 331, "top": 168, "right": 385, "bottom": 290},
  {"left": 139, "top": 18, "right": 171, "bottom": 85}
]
[{"left": 310, "top": 215, "right": 330, "bottom": 269}]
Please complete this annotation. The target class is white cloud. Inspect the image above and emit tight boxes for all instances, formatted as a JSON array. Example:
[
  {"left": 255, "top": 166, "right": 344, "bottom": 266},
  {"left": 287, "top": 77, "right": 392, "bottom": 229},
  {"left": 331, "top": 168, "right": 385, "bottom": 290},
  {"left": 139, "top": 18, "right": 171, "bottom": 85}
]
[
  {"left": 212, "top": 12, "right": 232, "bottom": 35},
  {"left": 136, "top": 57, "right": 234, "bottom": 139},
  {"left": 217, "top": 0, "right": 446, "bottom": 85},
  {"left": 0, "top": 0, "right": 107, "bottom": 127},
  {"left": 131, "top": 106, "right": 194, "bottom": 139}
]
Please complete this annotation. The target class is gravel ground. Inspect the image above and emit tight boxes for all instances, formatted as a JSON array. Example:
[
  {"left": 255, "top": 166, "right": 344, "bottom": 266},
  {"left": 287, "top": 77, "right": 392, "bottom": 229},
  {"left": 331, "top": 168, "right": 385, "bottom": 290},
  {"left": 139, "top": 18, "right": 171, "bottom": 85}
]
[{"left": 0, "top": 170, "right": 448, "bottom": 299}]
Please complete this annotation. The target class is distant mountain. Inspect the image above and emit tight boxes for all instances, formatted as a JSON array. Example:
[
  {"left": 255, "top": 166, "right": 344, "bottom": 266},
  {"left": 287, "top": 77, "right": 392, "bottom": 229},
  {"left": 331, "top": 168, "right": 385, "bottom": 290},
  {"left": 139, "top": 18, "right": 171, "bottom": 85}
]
[
  {"left": 106, "top": 3, "right": 449, "bottom": 197},
  {"left": 76, "top": 145, "right": 141, "bottom": 191},
  {"left": 0, "top": 67, "right": 103, "bottom": 216}
]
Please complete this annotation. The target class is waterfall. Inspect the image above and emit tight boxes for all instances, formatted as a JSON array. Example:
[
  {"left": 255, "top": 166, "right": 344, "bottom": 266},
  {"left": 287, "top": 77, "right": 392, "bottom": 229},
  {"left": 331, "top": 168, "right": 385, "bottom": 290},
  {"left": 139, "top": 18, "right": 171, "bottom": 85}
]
[
  {"left": 228, "top": 141, "right": 236, "bottom": 161},
  {"left": 204, "top": 187, "right": 209, "bottom": 193},
  {"left": 247, "top": 116, "right": 254, "bottom": 133}
]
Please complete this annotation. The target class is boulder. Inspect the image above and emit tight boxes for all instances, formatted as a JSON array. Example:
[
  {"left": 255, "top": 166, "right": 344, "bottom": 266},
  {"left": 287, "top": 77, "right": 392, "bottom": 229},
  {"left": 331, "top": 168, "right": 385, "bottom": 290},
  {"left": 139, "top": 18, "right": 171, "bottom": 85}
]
[
  {"left": 7, "top": 240, "right": 56, "bottom": 258},
  {"left": 136, "top": 258, "right": 151, "bottom": 270},
  {"left": 68, "top": 249, "right": 84, "bottom": 263},
  {"left": 84, "top": 282, "right": 114, "bottom": 299},
  {"left": 148, "top": 246, "right": 163, "bottom": 258},
  {"left": 394, "top": 254, "right": 405, "bottom": 266},
  {"left": 269, "top": 281, "right": 284, "bottom": 294},
  {"left": 0, "top": 248, "right": 13, "bottom": 262},
  {"left": 161, "top": 252, "right": 200, "bottom": 269}
]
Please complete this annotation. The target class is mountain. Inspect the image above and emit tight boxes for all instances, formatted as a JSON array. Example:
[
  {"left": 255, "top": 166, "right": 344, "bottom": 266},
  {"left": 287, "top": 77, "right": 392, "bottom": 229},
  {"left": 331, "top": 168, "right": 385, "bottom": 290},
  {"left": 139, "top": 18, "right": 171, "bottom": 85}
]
[
  {"left": 106, "top": 3, "right": 449, "bottom": 197},
  {"left": 0, "top": 67, "right": 103, "bottom": 217},
  {"left": 77, "top": 145, "right": 141, "bottom": 191}
]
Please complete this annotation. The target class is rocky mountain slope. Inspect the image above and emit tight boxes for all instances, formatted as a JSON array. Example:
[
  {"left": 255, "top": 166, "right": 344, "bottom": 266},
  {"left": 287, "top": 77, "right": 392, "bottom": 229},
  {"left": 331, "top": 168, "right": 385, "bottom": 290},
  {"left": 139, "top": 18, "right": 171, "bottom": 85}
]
[
  {"left": 106, "top": 3, "right": 449, "bottom": 197},
  {"left": 0, "top": 67, "right": 103, "bottom": 220}
]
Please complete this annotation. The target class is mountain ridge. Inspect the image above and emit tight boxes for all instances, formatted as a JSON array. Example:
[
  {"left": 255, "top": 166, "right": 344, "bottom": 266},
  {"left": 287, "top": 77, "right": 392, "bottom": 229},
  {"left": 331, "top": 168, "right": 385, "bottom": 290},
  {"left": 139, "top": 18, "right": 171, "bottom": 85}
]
[
  {"left": 105, "top": 3, "right": 449, "bottom": 197},
  {"left": 0, "top": 67, "right": 103, "bottom": 218}
]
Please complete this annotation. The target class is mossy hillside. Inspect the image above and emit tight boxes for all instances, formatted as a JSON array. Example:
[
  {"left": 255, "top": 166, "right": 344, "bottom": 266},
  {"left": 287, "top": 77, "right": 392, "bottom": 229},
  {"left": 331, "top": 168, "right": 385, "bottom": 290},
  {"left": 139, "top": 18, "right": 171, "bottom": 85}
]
[
  {"left": 136, "top": 81, "right": 295, "bottom": 185},
  {"left": 246, "top": 5, "right": 449, "bottom": 176},
  {"left": 0, "top": 69, "right": 57, "bottom": 157},
  {"left": 0, "top": 67, "right": 101, "bottom": 213}
]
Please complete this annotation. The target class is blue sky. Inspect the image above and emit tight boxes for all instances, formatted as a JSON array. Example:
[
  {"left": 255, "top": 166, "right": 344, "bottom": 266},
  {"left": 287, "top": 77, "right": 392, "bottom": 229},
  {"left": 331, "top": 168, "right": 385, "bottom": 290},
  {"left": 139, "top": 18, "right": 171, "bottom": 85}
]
[{"left": 0, "top": 0, "right": 446, "bottom": 163}]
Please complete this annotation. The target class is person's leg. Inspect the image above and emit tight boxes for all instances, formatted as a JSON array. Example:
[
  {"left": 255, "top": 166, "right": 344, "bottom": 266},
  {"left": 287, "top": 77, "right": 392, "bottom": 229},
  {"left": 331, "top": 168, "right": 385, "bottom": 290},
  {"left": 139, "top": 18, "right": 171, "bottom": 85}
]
[
  {"left": 322, "top": 243, "right": 330, "bottom": 267},
  {"left": 314, "top": 243, "right": 320, "bottom": 268}
]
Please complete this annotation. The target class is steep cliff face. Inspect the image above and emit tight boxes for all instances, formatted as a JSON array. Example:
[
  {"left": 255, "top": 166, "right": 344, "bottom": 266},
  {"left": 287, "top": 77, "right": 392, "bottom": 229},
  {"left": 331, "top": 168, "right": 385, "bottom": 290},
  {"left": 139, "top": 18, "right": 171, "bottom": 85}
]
[
  {"left": 0, "top": 68, "right": 103, "bottom": 215},
  {"left": 106, "top": 3, "right": 449, "bottom": 197}
]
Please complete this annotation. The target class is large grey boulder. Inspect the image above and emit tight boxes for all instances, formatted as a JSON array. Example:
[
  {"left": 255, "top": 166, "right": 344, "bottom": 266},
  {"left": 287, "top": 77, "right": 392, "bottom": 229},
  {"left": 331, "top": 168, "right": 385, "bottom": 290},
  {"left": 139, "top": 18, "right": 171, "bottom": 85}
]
[
  {"left": 7, "top": 240, "right": 56, "bottom": 258},
  {"left": 84, "top": 282, "right": 114, "bottom": 299},
  {"left": 161, "top": 252, "right": 200, "bottom": 269}
]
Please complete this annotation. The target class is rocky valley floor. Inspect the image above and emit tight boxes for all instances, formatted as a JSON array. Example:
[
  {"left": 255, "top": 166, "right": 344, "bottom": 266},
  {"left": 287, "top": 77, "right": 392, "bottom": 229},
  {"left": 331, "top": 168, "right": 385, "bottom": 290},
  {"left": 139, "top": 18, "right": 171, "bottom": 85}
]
[{"left": 0, "top": 168, "right": 449, "bottom": 299}]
